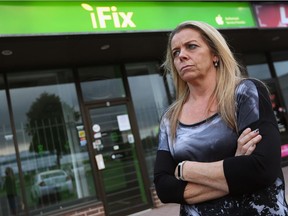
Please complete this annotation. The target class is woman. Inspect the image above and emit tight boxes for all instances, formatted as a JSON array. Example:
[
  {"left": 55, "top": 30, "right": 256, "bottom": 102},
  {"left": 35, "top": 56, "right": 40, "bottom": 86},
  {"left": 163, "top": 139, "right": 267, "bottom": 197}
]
[
  {"left": 3, "top": 167, "right": 18, "bottom": 215},
  {"left": 154, "top": 21, "right": 288, "bottom": 215}
]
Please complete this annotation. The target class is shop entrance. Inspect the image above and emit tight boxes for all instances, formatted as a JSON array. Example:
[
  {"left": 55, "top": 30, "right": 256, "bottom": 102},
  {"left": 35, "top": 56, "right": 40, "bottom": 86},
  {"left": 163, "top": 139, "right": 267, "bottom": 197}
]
[{"left": 86, "top": 103, "right": 150, "bottom": 215}]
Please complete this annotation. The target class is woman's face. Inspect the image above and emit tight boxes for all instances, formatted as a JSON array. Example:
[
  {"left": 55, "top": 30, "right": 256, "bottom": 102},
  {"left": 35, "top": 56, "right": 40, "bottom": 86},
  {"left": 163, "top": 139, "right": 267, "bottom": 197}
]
[{"left": 171, "top": 28, "right": 217, "bottom": 83}]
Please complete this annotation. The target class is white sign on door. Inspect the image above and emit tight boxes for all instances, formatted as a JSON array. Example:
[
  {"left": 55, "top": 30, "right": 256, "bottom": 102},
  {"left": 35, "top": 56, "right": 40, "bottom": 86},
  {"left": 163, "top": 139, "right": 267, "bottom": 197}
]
[{"left": 117, "top": 114, "right": 131, "bottom": 131}]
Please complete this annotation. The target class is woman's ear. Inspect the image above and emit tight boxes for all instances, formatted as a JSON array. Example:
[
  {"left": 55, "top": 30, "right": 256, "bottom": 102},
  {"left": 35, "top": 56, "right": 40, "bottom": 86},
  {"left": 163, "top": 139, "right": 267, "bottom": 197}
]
[
  {"left": 213, "top": 56, "right": 219, "bottom": 62},
  {"left": 213, "top": 56, "right": 219, "bottom": 67}
]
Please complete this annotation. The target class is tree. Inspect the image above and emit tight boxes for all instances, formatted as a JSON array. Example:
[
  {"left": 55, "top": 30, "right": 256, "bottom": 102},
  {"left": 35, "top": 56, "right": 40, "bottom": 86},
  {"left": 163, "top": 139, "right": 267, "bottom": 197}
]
[{"left": 26, "top": 92, "right": 79, "bottom": 168}]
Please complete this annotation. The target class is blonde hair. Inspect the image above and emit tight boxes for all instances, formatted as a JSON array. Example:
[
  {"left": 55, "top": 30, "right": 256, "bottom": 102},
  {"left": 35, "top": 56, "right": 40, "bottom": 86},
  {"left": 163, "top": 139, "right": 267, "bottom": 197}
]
[{"left": 162, "top": 21, "right": 243, "bottom": 142}]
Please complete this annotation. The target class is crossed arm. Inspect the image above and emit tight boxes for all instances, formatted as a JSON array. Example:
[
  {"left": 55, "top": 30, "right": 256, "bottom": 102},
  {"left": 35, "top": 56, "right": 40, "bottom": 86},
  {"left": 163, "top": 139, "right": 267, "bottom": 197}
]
[
  {"left": 177, "top": 128, "right": 262, "bottom": 204},
  {"left": 154, "top": 128, "right": 263, "bottom": 204}
]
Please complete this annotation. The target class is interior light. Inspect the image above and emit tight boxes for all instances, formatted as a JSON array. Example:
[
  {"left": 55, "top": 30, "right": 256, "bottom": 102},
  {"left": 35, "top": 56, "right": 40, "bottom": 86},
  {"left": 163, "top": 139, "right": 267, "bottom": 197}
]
[
  {"left": 272, "top": 36, "right": 280, "bottom": 41},
  {"left": 1, "top": 50, "right": 13, "bottom": 56},
  {"left": 100, "top": 44, "right": 110, "bottom": 50}
]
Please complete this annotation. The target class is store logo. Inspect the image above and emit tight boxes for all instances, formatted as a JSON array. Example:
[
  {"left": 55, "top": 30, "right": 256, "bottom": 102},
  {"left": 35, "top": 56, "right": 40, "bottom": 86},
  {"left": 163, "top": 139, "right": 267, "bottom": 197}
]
[
  {"left": 215, "top": 14, "right": 224, "bottom": 25},
  {"left": 280, "top": 6, "right": 288, "bottom": 24},
  {"left": 81, "top": 3, "right": 136, "bottom": 29}
]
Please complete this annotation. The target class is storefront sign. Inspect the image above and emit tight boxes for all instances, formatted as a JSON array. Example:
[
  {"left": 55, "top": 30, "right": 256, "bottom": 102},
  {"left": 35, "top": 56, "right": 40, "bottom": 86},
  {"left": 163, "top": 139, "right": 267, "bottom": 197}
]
[
  {"left": 0, "top": 2, "right": 255, "bottom": 35},
  {"left": 281, "top": 144, "right": 288, "bottom": 158},
  {"left": 254, "top": 3, "right": 288, "bottom": 28}
]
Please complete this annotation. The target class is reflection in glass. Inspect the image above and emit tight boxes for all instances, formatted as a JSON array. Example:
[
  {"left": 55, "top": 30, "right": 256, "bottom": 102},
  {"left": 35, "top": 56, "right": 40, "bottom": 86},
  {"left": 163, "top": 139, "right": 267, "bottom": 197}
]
[
  {"left": 274, "top": 61, "right": 288, "bottom": 77},
  {"left": 3, "top": 167, "right": 19, "bottom": 215},
  {"left": 79, "top": 65, "right": 126, "bottom": 101},
  {"left": 246, "top": 64, "right": 271, "bottom": 80},
  {"left": 89, "top": 105, "right": 148, "bottom": 214},
  {"left": 272, "top": 51, "right": 288, "bottom": 125},
  {"left": 7, "top": 69, "right": 97, "bottom": 215},
  {"left": 0, "top": 75, "right": 23, "bottom": 216},
  {"left": 242, "top": 53, "right": 271, "bottom": 80},
  {"left": 126, "top": 62, "right": 170, "bottom": 183}
]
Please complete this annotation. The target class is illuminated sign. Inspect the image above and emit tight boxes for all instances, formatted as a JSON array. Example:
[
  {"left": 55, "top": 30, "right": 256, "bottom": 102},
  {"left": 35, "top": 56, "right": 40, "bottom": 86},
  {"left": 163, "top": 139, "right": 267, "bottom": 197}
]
[
  {"left": 81, "top": 4, "right": 136, "bottom": 29},
  {"left": 254, "top": 3, "right": 288, "bottom": 28},
  {"left": 0, "top": 2, "right": 256, "bottom": 36}
]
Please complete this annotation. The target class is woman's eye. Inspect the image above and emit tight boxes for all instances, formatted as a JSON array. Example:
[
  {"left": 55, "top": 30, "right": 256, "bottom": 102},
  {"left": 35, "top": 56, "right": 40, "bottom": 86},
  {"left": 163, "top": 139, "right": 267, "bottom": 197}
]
[
  {"left": 187, "top": 44, "right": 197, "bottom": 49},
  {"left": 172, "top": 50, "right": 180, "bottom": 58}
]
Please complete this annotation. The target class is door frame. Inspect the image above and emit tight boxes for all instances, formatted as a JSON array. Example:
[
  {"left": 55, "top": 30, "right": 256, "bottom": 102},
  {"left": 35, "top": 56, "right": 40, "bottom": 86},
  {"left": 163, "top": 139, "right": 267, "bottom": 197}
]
[
  {"left": 83, "top": 100, "right": 153, "bottom": 215},
  {"left": 265, "top": 78, "right": 288, "bottom": 166}
]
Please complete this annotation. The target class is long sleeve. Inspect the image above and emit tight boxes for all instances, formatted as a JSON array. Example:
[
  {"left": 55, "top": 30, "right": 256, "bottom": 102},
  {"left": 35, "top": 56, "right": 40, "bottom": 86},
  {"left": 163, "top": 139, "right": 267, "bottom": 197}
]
[
  {"left": 153, "top": 118, "right": 187, "bottom": 204},
  {"left": 224, "top": 79, "right": 282, "bottom": 195},
  {"left": 154, "top": 150, "right": 187, "bottom": 203}
]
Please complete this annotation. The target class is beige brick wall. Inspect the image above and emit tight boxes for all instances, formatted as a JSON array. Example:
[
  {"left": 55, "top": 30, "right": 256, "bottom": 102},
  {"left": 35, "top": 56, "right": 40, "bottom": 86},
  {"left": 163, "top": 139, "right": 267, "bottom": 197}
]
[
  {"left": 59, "top": 203, "right": 105, "bottom": 216},
  {"left": 151, "top": 187, "right": 164, "bottom": 208}
]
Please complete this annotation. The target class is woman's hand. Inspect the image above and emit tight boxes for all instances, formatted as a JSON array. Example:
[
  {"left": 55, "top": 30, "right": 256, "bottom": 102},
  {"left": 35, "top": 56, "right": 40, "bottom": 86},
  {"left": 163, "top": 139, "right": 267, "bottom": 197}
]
[
  {"left": 173, "top": 128, "right": 262, "bottom": 204},
  {"left": 174, "top": 128, "right": 261, "bottom": 178},
  {"left": 235, "top": 128, "right": 262, "bottom": 156}
]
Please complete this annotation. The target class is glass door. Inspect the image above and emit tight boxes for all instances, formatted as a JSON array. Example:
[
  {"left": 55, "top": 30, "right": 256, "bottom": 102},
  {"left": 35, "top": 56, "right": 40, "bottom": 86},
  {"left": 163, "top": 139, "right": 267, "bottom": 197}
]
[{"left": 87, "top": 104, "right": 149, "bottom": 215}]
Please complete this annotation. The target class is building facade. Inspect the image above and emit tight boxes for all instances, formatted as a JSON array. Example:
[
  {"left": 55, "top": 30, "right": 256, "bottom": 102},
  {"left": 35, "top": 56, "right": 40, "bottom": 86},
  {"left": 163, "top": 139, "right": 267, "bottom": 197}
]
[{"left": 0, "top": 1, "right": 288, "bottom": 216}]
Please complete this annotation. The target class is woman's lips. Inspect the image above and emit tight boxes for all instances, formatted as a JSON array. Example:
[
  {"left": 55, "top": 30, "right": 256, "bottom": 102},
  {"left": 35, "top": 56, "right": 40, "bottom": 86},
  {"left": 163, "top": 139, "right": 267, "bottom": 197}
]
[{"left": 180, "top": 65, "right": 193, "bottom": 72}]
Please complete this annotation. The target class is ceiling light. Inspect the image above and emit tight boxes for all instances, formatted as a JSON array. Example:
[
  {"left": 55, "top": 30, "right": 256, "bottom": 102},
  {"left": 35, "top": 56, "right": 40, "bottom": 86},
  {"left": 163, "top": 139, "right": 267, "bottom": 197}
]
[
  {"left": 100, "top": 44, "right": 110, "bottom": 50},
  {"left": 1, "top": 49, "right": 13, "bottom": 56},
  {"left": 272, "top": 36, "right": 280, "bottom": 41}
]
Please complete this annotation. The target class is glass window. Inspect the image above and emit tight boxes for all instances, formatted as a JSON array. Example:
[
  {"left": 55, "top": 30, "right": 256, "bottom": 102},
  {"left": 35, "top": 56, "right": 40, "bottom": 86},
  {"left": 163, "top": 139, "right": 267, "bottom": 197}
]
[
  {"left": 126, "top": 62, "right": 170, "bottom": 183},
  {"left": 272, "top": 51, "right": 288, "bottom": 115},
  {"left": 7, "top": 69, "right": 97, "bottom": 215},
  {"left": 242, "top": 53, "right": 271, "bottom": 80},
  {"left": 166, "top": 73, "right": 176, "bottom": 101},
  {"left": 0, "top": 74, "right": 23, "bottom": 216},
  {"left": 273, "top": 61, "right": 288, "bottom": 78},
  {"left": 79, "top": 65, "right": 125, "bottom": 101},
  {"left": 88, "top": 105, "right": 149, "bottom": 214}
]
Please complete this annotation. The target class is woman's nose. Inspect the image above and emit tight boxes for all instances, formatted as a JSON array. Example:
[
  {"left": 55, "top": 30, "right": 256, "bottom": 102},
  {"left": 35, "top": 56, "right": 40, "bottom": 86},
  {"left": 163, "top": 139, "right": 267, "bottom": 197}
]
[{"left": 178, "top": 49, "right": 188, "bottom": 60}]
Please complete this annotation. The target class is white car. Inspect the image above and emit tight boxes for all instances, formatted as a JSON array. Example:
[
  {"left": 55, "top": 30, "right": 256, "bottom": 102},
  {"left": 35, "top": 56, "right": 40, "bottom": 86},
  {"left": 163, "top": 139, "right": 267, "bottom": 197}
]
[{"left": 31, "top": 169, "right": 73, "bottom": 203}]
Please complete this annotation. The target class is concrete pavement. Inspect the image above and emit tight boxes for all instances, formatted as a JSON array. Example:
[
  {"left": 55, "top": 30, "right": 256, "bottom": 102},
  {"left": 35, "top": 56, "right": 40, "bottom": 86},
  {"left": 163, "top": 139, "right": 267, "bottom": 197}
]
[{"left": 130, "top": 204, "right": 180, "bottom": 216}]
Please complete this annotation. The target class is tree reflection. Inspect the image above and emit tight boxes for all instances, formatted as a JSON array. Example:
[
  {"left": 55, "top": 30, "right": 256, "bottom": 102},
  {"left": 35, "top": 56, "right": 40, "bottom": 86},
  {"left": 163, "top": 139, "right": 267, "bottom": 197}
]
[{"left": 26, "top": 92, "right": 79, "bottom": 168}]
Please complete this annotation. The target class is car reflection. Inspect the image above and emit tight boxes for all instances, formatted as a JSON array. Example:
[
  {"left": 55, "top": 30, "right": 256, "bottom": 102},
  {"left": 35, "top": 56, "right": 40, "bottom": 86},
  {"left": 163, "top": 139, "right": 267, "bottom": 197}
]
[{"left": 31, "top": 169, "right": 73, "bottom": 204}]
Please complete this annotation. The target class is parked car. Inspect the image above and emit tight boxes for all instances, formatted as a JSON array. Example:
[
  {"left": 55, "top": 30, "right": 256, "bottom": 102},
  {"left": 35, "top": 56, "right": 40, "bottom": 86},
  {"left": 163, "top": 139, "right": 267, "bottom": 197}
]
[{"left": 31, "top": 169, "right": 73, "bottom": 204}]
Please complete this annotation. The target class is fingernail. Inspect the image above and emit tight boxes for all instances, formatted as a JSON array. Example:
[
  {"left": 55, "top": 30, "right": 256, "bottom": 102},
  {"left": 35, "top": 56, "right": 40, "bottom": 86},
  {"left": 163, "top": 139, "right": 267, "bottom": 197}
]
[{"left": 253, "top": 128, "right": 259, "bottom": 133}]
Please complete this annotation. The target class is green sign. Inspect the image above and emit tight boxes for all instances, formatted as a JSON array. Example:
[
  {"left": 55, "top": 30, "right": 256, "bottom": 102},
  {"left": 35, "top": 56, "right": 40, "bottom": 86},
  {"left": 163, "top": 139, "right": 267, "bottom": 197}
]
[{"left": 0, "top": 1, "right": 256, "bottom": 35}]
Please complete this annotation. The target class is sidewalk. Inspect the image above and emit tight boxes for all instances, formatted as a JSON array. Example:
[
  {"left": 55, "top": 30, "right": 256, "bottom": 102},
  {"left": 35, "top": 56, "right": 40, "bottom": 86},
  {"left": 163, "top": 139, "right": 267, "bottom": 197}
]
[
  {"left": 133, "top": 166, "right": 288, "bottom": 216},
  {"left": 131, "top": 203, "right": 180, "bottom": 216}
]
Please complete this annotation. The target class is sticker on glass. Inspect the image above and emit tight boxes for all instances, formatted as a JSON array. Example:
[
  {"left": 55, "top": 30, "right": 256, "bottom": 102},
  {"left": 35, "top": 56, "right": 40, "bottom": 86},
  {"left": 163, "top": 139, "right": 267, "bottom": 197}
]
[{"left": 92, "top": 124, "right": 101, "bottom": 132}]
